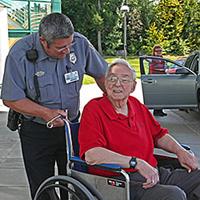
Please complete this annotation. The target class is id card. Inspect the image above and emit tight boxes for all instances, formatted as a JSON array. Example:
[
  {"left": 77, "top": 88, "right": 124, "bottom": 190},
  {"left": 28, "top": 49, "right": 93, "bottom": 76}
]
[{"left": 64, "top": 71, "right": 79, "bottom": 84}]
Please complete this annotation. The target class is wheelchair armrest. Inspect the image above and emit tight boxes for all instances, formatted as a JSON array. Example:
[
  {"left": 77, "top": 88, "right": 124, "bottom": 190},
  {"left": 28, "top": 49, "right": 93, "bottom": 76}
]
[
  {"left": 156, "top": 154, "right": 181, "bottom": 169},
  {"left": 70, "top": 156, "right": 123, "bottom": 172},
  {"left": 155, "top": 143, "right": 192, "bottom": 170},
  {"left": 94, "top": 163, "right": 122, "bottom": 171},
  {"left": 70, "top": 156, "right": 86, "bottom": 164}
]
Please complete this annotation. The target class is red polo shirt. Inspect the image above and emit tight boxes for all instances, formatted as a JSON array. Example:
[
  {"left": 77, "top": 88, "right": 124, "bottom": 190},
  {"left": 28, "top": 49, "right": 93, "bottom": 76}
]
[{"left": 79, "top": 95, "right": 168, "bottom": 176}]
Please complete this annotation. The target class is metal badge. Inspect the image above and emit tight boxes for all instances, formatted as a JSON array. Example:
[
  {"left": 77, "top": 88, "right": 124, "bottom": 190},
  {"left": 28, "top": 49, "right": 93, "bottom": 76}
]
[
  {"left": 64, "top": 71, "right": 79, "bottom": 84},
  {"left": 35, "top": 71, "right": 45, "bottom": 77},
  {"left": 69, "top": 52, "right": 77, "bottom": 64}
]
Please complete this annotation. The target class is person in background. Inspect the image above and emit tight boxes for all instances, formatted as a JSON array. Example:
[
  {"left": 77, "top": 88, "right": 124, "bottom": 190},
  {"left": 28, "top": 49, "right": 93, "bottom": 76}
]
[
  {"left": 79, "top": 58, "right": 200, "bottom": 200},
  {"left": 150, "top": 45, "right": 167, "bottom": 117},
  {"left": 1, "top": 13, "right": 107, "bottom": 200}
]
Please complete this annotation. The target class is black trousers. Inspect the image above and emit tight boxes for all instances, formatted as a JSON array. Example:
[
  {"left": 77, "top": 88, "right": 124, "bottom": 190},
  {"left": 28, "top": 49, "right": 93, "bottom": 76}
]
[{"left": 19, "top": 120, "right": 67, "bottom": 200}]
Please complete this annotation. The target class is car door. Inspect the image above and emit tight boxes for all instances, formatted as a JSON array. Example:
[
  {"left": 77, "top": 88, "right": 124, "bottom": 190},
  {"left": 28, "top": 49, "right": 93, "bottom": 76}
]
[{"left": 140, "top": 56, "right": 198, "bottom": 109}]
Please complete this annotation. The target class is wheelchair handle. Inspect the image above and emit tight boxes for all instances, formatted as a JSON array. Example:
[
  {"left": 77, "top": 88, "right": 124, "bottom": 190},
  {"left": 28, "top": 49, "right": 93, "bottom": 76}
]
[{"left": 46, "top": 114, "right": 70, "bottom": 129}]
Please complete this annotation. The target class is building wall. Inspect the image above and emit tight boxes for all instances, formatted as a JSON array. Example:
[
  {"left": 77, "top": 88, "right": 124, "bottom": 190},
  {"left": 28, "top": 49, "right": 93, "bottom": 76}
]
[{"left": 0, "top": 7, "right": 9, "bottom": 84}]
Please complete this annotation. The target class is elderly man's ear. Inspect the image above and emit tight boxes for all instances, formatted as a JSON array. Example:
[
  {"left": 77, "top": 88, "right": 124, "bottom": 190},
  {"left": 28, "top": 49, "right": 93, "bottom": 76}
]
[{"left": 131, "top": 80, "right": 137, "bottom": 93}]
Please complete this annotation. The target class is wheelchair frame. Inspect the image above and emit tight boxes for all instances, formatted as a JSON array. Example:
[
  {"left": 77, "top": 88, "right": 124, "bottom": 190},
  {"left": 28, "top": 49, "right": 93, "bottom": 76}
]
[{"left": 34, "top": 120, "right": 191, "bottom": 200}]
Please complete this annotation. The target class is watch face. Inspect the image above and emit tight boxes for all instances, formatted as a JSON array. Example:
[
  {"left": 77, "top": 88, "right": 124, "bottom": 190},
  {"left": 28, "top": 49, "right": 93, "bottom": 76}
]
[{"left": 130, "top": 157, "right": 137, "bottom": 168}]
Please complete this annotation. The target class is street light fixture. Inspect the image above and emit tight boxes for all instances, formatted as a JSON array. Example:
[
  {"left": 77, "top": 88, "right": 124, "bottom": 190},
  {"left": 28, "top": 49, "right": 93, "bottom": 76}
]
[{"left": 120, "top": 4, "right": 129, "bottom": 59}]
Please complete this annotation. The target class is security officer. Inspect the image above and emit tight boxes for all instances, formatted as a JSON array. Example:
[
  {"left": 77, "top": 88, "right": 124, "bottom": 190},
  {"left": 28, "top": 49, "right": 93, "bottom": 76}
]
[{"left": 1, "top": 13, "right": 107, "bottom": 199}]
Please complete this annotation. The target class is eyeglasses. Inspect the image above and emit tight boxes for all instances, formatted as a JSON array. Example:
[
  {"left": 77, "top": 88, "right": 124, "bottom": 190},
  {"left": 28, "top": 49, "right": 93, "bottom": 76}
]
[
  {"left": 155, "top": 49, "right": 162, "bottom": 52},
  {"left": 54, "top": 42, "right": 76, "bottom": 52},
  {"left": 107, "top": 75, "right": 133, "bottom": 84}
]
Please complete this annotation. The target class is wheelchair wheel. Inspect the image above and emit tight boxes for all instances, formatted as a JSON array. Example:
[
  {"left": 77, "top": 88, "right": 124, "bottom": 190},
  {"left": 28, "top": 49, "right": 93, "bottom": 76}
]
[{"left": 33, "top": 175, "right": 97, "bottom": 200}]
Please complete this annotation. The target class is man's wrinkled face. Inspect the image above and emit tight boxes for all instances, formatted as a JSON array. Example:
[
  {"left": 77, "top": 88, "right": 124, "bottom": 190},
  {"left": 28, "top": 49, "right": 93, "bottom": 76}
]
[
  {"left": 40, "top": 35, "right": 74, "bottom": 59},
  {"left": 105, "top": 64, "right": 136, "bottom": 101}
]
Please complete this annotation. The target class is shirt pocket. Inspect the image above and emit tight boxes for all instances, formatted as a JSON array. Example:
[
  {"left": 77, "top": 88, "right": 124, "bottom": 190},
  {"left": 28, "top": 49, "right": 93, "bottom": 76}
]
[
  {"left": 27, "top": 78, "right": 37, "bottom": 100},
  {"left": 37, "top": 74, "right": 57, "bottom": 103}
]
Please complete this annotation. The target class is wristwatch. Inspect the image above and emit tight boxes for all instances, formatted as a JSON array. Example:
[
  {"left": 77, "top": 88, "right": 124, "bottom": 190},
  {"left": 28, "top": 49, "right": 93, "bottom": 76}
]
[{"left": 129, "top": 157, "right": 137, "bottom": 168}]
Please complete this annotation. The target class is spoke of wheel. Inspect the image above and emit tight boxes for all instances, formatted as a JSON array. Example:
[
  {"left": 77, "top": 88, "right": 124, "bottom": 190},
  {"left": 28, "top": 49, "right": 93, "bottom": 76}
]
[
  {"left": 34, "top": 175, "right": 96, "bottom": 200},
  {"left": 36, "top": 183, "right": 81, "bottom": 200}
]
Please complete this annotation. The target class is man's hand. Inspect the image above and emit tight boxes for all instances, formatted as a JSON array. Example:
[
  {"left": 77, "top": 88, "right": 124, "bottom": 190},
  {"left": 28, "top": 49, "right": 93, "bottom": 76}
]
[
  {"left": 43, "top": 109, "right": 68, "bottom": 128},
  {"left": 157, "top": 134, "right": 199, "bottom": 172},
  {"left": 3, "top": 98, "right": 68, "bottom": 128},
  {"left": 136, "top": 158, "right": 159, "bottom": 189},
  {"left": 177, "top": 149, "right": 199, "bottom": 172}
]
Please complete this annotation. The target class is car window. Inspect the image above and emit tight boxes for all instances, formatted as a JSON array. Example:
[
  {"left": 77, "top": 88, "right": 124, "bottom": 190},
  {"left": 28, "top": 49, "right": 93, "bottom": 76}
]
[
  {"left": 174, "top": 58, "right": 186, "bottom": 66},
  {"left": 192, "top": 59, "right": 198, "bottom": 74},
  {"left": 190, "top": 55, "right": 199, "bottom": 74},
  {"left": 185, "top": 55, "right": 195, "bottom": 69},
  {"left": 142, "top": 58, "right": 166, "bottom": 75},
  {"left": 143, "top": 57, "right": 183, "bottom": 75}
]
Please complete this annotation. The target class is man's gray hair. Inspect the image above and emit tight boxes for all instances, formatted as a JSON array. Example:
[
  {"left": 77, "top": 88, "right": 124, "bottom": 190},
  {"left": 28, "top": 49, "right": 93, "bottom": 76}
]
[
  {"left": 39, "top": 12, "right": 74, "bottom": 45},
  {"left": 106, "top": 58, "right": 136, "bottom": 80}
]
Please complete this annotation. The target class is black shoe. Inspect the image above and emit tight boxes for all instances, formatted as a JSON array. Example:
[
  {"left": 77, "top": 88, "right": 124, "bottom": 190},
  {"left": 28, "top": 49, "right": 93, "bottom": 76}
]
[{"left": 153, "top": 110, "right": 167, "bottom": 117}]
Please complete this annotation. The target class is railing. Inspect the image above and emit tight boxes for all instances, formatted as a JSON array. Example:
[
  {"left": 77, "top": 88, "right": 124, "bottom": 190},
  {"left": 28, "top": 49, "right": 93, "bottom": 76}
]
[
  {"left": 30, "top": 12, "right": 47, "bottom": 31},
  {"left": 0, "top": 0, "right": 52, "bottom": 36},
  {"left": 0, "top": 0, "right": 12, "bottom": 7},
  {"left": 9, "top": 5, "right": 29, "bottom": 29},
  {"left": 8, "top": 2, "right": 50, "bottom": 30}
]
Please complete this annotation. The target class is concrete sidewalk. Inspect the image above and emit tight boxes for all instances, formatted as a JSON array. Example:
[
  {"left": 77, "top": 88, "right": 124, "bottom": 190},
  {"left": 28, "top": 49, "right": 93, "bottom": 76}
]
[{"left": 0, "top": 82, "right": 200, "bottom": 200}]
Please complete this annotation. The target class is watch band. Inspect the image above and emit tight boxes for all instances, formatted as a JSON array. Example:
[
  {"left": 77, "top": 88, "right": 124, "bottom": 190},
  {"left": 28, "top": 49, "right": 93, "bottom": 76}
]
[{"left": 129, "top": 157, "right": 137, "bottom": 168}]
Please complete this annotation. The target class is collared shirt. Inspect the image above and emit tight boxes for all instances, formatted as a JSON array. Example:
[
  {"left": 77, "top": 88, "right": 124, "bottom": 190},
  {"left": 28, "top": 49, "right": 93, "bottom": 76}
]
[
  {"left": 79, "top": 95, "right": 168, "bottom": 176},
  {"left": 1, "top": 32, "right": 108, "bottom": 123},
  {"left": 150, "top": 59, "right": 166, "bottom": 74}
]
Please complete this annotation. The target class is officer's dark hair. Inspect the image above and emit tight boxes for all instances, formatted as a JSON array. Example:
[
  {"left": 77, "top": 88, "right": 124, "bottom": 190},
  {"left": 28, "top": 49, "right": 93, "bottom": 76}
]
[{"left": 39, "top": 12, "right": 74, "bottom": 45}]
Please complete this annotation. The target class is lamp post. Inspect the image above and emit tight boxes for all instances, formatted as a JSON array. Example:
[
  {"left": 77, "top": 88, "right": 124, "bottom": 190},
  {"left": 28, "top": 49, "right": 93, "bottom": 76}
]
[{"left": 120, "top": 5, "right": 129, "bottom": 59}]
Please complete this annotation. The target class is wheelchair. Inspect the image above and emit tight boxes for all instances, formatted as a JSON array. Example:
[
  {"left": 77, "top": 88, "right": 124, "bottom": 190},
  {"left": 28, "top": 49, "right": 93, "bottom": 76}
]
[{"left": 34, "top": 121, "right": 191, "bottom": 200}]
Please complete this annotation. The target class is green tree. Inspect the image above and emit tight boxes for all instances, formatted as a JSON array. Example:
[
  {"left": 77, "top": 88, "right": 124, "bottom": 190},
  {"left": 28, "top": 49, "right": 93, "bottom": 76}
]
[
  {"left": 99, "top": 0, "right": 122, "bottom": 55},
  {"left": 145, "top": 0, "right": 186, "bottom": 55},
  {"left": 62, "top": 0, "right": 199, "bottom": 56},
  {"left": 124, "top": 0, "right": 155, "bottom": 55},
  {"left": 62, "top": 1, "right": 101, "bottom": 49},
  {"left": 183, "top": 0, "right": 200, "bottom": 52},
  {"left": 62, "top": 0, "right": 122, "bottom": 55},
  {"left": 126, "top": 8, "right": 143, "bottom": 54},
  {"left": 143, "top": 22, "right": 165, "bottom": 54}
]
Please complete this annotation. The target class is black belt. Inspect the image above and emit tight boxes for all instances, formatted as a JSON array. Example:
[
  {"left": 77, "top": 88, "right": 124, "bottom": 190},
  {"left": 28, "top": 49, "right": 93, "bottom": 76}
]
[{"left": 22, "top": 111, "right": 80, "bottom": 127}]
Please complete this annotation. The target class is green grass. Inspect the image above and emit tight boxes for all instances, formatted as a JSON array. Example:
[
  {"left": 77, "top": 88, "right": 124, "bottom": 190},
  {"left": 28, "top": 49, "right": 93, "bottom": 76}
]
[{"left": 83, "top": 55, "right": 181, "bottom": 84}]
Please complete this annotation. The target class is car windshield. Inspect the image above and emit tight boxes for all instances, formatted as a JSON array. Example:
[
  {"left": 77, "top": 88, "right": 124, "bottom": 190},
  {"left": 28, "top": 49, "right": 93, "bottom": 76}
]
[{"left": 174, "top": 56, "right": 187, "bottom": 66}]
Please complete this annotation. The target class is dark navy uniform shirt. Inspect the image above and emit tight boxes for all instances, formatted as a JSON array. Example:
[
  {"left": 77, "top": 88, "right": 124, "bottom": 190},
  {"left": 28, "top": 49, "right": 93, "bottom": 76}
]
[{"left": 1, "top": 32, "right": 108, "bottom": 123}]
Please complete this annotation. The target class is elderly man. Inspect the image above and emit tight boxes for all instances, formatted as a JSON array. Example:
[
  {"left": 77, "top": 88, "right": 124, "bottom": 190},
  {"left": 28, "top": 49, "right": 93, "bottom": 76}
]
[{"left": 79, "top": 58, "right": 200, "bottom": 200}]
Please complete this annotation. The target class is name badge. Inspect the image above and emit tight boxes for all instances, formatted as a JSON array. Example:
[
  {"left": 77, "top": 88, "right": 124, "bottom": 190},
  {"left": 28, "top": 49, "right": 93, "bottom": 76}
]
[{"left": 64, "top": 71, "right": 79, "bottom": 84}]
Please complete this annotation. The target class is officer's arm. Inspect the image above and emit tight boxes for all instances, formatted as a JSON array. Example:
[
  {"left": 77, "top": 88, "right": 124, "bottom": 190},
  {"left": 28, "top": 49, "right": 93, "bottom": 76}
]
[
  {"left": 94, "top": 76, "right": 106, "bottom": 93},
  {"left": 3, "top": 98, "right": 67, "bottom": 124}
]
